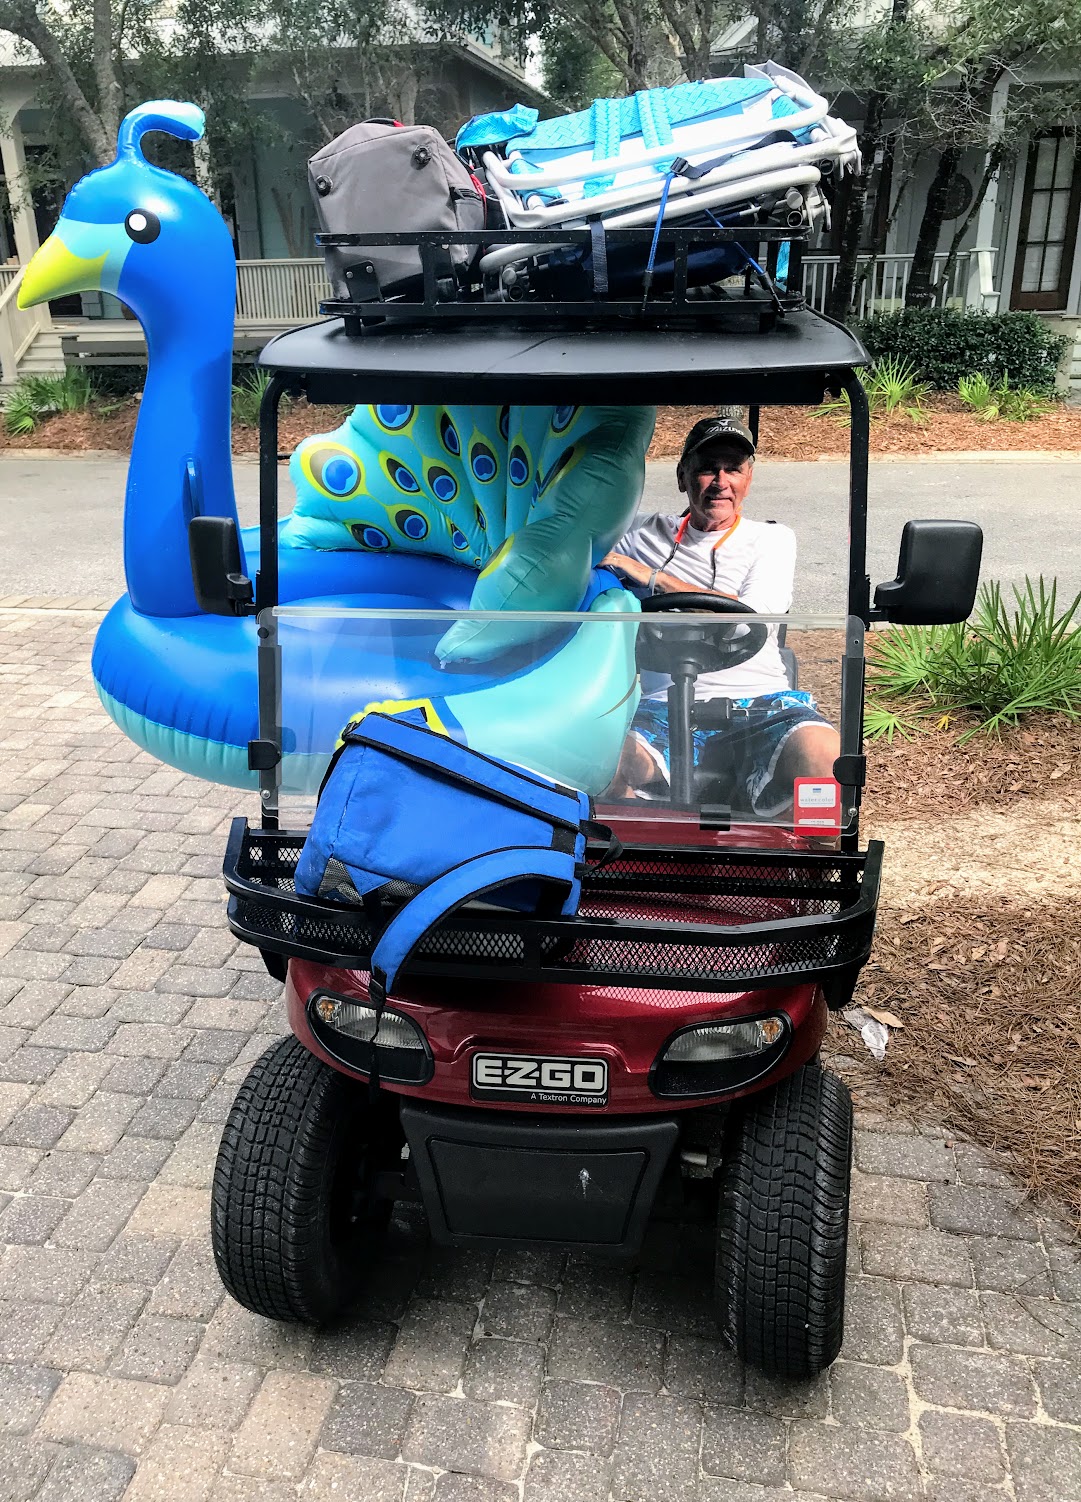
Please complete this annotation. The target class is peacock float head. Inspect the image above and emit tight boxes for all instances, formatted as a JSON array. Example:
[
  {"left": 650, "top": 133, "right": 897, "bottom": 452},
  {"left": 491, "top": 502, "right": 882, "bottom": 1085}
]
[{"left": 18, "top": 101, "right": 236, "bottom": 332}]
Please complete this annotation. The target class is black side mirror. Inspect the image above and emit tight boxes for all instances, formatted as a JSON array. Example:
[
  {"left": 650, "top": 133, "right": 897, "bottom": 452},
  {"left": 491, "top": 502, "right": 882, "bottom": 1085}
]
[
  {"left": 874, "top": 520, "right": 983, "bottom": 625},
  {"left": 188, "top": 517, "right": 254, "bottom": 616}
]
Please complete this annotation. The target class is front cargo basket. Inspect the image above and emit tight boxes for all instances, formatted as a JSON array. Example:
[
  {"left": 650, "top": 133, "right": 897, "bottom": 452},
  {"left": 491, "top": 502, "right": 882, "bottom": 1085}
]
[{"left": 224, "top": 819, "right": 881, "bottom": 1001}]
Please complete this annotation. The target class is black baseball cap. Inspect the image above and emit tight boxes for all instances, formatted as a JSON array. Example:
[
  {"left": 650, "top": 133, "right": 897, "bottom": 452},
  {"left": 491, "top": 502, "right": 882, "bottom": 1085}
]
[{"left": 679, "top": 415, "right": 755, "bottom": 465}]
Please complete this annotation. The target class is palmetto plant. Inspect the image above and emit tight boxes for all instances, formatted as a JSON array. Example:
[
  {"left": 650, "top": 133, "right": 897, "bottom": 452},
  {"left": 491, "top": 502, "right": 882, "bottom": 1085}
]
[
  {"left": 231, "top": 367, "right": 276, "bottom": 427},
  {"left": 3, "top": 366, "right": 97, "bottom": 435},
  {"left": 815, "top": 355, "right": 929, "bottom": 423},
  {"left": 958, "top": 372, "right": 1054, "bottom": 422},
  {"left": 867, "top": 578, "right": 1081, "bottom": 741}
]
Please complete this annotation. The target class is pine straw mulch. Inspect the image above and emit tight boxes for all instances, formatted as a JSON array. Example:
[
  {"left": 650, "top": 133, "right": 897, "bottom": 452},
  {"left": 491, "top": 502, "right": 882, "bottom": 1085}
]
[
  {"left": 831, "top": 710, "right": 1081, "bottom": 1225},
  {"left": 4, "top": 394, "right": 1081, "bottom": 458},
  {"left": 843, "top": 897, "right": 1081, "bottom": 1226},
  {"left": 865, "top": 715, "right": 1081, "bottom": 824},
  {"left": 0, "top": 397, "right": 351, "bottom": 457},
  {"left": 646, "top": 395, "right": 1081, "bottom": 460}
]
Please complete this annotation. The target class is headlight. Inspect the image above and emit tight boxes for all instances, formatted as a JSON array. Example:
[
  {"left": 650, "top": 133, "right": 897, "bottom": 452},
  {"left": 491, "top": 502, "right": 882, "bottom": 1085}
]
[
  {"left": 651, "top": 1014, "right": 788, "bottom": 1098},
  {"left": 308, "top": 991, "right": 433, "bottom": 1085}
]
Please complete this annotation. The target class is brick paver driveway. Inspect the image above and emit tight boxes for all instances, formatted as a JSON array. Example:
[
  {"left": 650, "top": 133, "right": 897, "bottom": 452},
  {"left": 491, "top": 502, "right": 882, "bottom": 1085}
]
[{"left": 0, "top": 606, "right": 1079, "bottom": 1502}]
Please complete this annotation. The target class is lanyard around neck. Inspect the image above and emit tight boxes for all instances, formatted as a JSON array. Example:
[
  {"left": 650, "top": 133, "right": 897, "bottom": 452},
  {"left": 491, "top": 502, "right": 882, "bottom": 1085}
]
[{"left": 665, "top": 511, "right": 742, "bottom": 588}]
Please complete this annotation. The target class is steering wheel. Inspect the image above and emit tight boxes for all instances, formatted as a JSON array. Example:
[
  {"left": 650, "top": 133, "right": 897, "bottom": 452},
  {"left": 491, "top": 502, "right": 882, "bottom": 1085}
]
[{"left": 636, "top": 592, "right": 769, "bottom": 676}]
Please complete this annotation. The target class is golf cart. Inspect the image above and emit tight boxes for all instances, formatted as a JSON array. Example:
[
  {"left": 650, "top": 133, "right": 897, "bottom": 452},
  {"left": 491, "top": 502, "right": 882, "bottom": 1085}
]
[{"left": 204, "top": 227, "right": 982, "bottom": 1379}]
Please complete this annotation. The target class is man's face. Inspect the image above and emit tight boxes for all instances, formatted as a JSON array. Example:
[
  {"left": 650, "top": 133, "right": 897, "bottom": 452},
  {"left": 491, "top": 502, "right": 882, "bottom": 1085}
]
[{"left": 678, "top": 441, "right": 754, "bottom": 532}]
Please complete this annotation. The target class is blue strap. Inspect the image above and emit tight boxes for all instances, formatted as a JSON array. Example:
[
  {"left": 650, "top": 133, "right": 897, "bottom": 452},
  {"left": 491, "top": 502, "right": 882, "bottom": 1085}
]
[
  {"left": 583, "top": 97, "right": 621, "bottom": 198},
  {"left": 369, "top": 846, "right": 576, "bottom": 1001},
  {"left": 635, "top": 89, "right": 674, "bottom": 175},
  {"left": 642, "top": 170, "right": 676, "bottom": 305}
]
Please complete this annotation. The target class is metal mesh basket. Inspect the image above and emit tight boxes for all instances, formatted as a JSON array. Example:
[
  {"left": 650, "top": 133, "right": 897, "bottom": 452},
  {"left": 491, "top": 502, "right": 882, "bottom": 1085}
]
[{"left": 224, "top": 818, "right": 881, "bottom": 996}]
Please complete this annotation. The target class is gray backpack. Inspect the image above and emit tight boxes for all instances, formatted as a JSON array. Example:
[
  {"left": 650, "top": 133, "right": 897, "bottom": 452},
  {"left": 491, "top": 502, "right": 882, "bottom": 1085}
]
[{"left": 308, "top": 121, "right": 486, "bottom": 301}]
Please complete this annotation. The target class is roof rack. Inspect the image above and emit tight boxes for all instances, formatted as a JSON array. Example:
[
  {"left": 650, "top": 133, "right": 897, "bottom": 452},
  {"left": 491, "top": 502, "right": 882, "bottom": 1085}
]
[{"left": 316, "top": 226, "right": 806, "bottom": 335}]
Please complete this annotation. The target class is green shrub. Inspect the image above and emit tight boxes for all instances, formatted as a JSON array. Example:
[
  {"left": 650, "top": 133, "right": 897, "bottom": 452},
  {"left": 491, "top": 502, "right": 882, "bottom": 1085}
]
[
  {"left": 3, "top": 366, "right": 97, "bottom": 435},
  {"left": 853, "top": 309, "right": 1070, "bottom": 395},
  {"left": 957, "top": 372, "right": 1054, "bottom": 422},
  {"left": 867, "top": 577, "right": 1081, "bottom": 740},
  {"left": 91, "top": 364, "right": 147, "bottom": 399}
]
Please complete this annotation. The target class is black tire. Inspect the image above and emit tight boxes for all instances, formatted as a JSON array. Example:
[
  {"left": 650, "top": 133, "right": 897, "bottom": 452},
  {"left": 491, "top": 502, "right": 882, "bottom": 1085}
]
[
  {"left": 715, "top": 1062, "right": 853, "bottom": 1379},
  {"left": 211, "top": 1035, "right": 395, "bottom": 1323}
]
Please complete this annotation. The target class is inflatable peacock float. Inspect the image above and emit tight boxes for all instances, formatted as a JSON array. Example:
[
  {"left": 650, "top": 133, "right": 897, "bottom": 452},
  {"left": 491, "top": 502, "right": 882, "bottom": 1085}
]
[{"left": 18, "top": 101, "right": 654, "bottom": 792}]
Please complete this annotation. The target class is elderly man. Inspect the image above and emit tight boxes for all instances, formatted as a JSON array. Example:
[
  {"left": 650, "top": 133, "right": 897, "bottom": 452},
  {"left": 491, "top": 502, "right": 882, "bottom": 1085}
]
[{"left": 602, "top": 415, "right": 839, "bottom": 815}]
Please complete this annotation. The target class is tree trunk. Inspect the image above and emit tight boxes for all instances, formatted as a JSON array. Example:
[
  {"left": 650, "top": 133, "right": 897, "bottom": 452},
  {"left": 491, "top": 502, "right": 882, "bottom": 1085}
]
[
  {"left": 615, "top": 0, "right": 650, "bottom": 92},
  {"left": 935, "top": 145, "right": 1004, "bottom": 305},
  {"left": 825, "top": 0, "right": 909, "bottom": 321},
  {"left": 390, "top": 65, "right": 420, "bottom": 126},
  {"left": 905, "top": 145, "right": 960, "bottom": 308},
  {"left": 657, "top": 0, "right": 713, "bottom": 81},
  {"left": 92, "top": 0, "right": 122, "bottom": 146},
  {"left": 826, "top": 93, "right": 883, "bottom": 321},
  {"left": 3, "top": 3, "right": 112, "bottom": 164}
]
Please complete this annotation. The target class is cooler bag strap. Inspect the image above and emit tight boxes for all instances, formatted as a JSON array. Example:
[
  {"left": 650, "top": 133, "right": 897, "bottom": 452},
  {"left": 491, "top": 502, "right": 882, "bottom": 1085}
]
[
  {"left": 583, "top": 818, "right": 622, "bottom": 869},
  {"left": 368, "top": 845, "right": 577, "bottom": 1009}
]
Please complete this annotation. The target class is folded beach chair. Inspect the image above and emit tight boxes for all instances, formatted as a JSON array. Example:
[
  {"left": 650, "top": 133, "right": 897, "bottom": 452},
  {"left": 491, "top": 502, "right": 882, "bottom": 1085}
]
[{"left": 457, "top": 62, "right": 858, "bottom": 282}]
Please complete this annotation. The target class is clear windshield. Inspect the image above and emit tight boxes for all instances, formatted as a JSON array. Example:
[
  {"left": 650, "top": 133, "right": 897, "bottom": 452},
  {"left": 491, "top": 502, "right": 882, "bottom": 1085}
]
[{"left": 268, "top": 605, "right": 861, "bottom": 839}]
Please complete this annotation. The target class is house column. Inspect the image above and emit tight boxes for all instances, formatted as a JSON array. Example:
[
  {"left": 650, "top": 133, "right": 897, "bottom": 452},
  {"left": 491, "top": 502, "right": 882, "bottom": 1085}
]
[
  {"left": 967, "top": 73, "right": 1010, "bottom": 312},
  {"left": 0, "top": 109, "right": 42, "bottom": 267}
]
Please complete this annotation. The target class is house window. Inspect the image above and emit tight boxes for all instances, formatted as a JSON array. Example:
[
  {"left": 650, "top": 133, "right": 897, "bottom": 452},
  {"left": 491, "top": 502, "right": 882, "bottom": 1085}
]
[{"left": 1011, "top": 129, "right": 1080, "bottom": 311}]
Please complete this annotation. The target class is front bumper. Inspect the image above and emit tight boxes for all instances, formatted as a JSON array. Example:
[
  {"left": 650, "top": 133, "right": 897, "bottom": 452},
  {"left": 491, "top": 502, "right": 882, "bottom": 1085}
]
[{"left": 400, "top": 1098, "right": 679, "bottom": 1256}]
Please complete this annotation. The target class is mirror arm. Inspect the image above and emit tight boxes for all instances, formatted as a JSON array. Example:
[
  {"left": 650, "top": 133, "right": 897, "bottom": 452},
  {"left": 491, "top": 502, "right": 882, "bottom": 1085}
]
[{"left": 225, "top": 573, "right": 256, "bottom": 613}]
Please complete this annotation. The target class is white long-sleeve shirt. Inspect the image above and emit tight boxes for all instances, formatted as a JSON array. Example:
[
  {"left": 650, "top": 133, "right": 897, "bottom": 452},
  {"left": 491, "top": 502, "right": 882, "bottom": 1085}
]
[{"left": 617, "top": 512, "right": 797, "bottom": 699}]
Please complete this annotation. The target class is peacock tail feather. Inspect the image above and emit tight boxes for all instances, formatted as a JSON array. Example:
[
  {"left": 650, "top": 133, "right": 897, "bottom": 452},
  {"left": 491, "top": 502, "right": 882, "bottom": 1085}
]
[{"left": 284, "top": 402, "right": 651, "bottom": 573}]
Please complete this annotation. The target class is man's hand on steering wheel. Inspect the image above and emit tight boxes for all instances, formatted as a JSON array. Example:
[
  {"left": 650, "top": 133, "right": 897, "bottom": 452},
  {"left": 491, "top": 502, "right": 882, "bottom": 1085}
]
[{"left": 601, "top": 552, "right": 738, "bottom": 602}]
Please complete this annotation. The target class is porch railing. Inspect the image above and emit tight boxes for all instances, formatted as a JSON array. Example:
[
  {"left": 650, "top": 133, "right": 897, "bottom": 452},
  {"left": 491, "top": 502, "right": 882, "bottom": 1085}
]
[
  {"left": 0, "top": 248, "right": 998, "bottom": 384},
  {"left": 801, "top": 250, "right": 987, "bottom": 318},
  {"left": 235, "top": 258, "right": 330, "bottom": 324},
  {"left": 0, "top": 266, "right": 52, "bottom": 386}
]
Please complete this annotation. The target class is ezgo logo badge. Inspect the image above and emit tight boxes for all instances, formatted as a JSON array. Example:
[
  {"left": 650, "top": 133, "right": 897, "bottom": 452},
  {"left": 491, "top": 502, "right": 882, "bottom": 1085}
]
[{"left": 471, "top": 1053, "right": 608, "bottom": 1107}]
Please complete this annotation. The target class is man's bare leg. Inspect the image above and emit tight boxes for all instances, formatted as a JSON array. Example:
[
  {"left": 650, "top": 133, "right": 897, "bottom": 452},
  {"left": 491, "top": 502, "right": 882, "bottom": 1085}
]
[
  {"left": 604, "top": 735, "right": 666, "bottom": 799},
  {"left": 764, "top": 723, "right": 840, "bottom": 806}
]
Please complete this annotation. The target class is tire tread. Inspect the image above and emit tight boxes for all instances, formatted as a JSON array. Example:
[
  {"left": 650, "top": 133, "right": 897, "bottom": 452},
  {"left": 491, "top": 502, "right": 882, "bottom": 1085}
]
[
  {"left": 716, "top": 1063, "right": 853, "bottom": 1378},
  {"left": 211, "top": 1036, "right": 368, "bottom": 1323}
]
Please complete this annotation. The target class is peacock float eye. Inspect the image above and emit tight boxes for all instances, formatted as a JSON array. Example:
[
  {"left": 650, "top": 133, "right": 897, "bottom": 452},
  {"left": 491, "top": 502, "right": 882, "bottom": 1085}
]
[
  {"left": 349, "top": 523, "right": 390, "bottom": 550},
  {"left": 508, "top": 446, "right": 530, "bottom": 486},
  {"left": 551, "top": 404, "right": 577, "bottom": 433},
  {"left": 439, "top": 412, "right": 461, "bottom": 456},
  {"left": 425, "top": 465, "right": 458, "bottom": 502},
  {"left": 394, "top": 508, "right": 429, "bottom": 540},
  {"left": 470, "top": 442, "right": 497, "bottom": 483},
  {"left": 124, "top": 210, "right": 161, "bottom": 244},
  {"left": 305, "top": 445, "right": 362, "bottom": 499},
  {"left": 383, "top": 456, "right": 421, "bottom": 494}
]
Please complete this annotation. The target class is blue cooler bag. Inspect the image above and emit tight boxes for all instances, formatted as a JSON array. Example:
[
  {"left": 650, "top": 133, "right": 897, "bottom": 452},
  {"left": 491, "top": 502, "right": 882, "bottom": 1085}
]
[{"left": 294, "top": 709, "right": 617, "bottom": 1009}]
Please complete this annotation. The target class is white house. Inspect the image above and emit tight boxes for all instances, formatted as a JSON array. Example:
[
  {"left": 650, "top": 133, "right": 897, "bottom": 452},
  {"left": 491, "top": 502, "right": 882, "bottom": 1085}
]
[{"left": 1, "top": 34, "right": 1078, "bottom": 394}]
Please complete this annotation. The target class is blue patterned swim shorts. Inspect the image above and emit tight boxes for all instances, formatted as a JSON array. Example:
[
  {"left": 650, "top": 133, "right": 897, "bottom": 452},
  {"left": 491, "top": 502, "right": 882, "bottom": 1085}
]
[{"left": 632, "top": 690, "right": 832, "bottom": 816}]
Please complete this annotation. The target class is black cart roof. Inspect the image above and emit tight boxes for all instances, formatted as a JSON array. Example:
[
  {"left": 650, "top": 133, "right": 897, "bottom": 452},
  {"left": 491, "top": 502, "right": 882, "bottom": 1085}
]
[{"left": 258, "top": 311, "right": 869, "bottom": 408}]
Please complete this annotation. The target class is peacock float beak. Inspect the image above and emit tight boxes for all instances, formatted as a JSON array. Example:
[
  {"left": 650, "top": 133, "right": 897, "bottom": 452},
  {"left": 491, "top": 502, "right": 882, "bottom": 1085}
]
[{"left": 18, "top": 232, "right": 109, "bottom": 309}]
